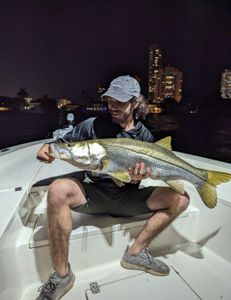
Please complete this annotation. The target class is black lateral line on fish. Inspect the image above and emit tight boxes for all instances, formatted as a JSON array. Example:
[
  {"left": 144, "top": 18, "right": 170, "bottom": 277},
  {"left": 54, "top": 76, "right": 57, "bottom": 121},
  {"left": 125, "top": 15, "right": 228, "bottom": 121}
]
[
  {"left": 106, "top": 143, "right": 207, "bottom": 184},
  {"left": 72, "top": 139, "right": 206, "bottom": 183}
]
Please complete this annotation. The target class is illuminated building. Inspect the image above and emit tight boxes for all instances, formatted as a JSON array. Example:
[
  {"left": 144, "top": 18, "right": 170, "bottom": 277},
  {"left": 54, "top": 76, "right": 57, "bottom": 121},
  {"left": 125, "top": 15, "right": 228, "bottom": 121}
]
[
  {"left": 148, "top": 104, "right": 162, "bottom": 114},
  {"left": 97, "top": 83, "right": 106, "bottom": 97},
  {"left": 24, "top": 97, "right": 34, "bottom": 110},
  {"left": 0, "top": 96, "right": 12, "bottom": 111},
  {"left": 163, "top": 66, "right": 182, "bottom": 102},
  {"left": 57, "top": 98, "right": 72, "bottom": 109},
  {"left": 148, "top": 44, "right": 162, "bottom": 103},
  {"left": 148, "top": 44, "right": 183, "bottom": 104},
  {"left": 221, "top": 69, "right": 231, "bottom": 99},
  {"left": 65, "top": 104, "right": 79, "bottom": 111}
]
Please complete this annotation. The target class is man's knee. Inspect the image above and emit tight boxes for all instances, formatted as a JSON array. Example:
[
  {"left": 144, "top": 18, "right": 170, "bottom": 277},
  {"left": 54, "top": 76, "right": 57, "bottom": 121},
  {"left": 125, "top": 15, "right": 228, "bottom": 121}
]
[
  {"left": 175, "top": 192, "right": 190, "bottom": 213},
  {"left": 48, "top": 178, "right": 83, "bottom": 207},
  {"left": 147, "top": 187, "right": 190, "bottom": 214},
  {"left": 162, "top": 189, "right": 190, "bottom": 214}
]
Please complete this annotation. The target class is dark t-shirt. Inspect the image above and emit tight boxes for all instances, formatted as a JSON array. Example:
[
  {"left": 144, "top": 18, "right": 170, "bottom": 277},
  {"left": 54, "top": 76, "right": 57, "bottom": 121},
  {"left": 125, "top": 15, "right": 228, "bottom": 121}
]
[
  {"left": 64, "top": 114, "right": 154, "bottom": 182},
  {"left": 64, "top": 114, "right": 154, "bottom": 142}
]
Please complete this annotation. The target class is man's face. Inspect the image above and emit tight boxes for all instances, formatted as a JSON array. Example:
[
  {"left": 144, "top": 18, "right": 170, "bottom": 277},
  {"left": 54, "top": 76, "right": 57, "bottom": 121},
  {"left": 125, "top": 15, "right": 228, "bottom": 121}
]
[{"left": 106, "top": 97, "right": 133, "bottom": 124}]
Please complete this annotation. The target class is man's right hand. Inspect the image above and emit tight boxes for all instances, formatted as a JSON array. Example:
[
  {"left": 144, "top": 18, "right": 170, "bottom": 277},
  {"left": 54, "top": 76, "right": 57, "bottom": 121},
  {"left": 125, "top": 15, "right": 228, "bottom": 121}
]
[{"left": 36, "top": 144, "right": 54, "bottom": 164}]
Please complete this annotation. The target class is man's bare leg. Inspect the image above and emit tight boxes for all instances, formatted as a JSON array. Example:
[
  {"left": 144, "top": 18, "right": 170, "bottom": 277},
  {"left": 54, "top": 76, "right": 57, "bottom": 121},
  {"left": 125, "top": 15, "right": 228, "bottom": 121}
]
[
  {"left": 35, "top": 178, "right": 87, "bottom": 299},
  {"left": 128, "top": 187, "right": 190, "bottom": 255},
  {"left": 47, "top": 178, "right": 87, "bottom": 276}
]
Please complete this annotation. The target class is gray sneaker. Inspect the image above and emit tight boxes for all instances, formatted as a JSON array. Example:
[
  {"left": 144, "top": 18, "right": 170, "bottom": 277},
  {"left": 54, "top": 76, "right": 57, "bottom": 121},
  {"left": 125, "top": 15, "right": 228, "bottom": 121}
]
[
  {"left": 35, "top": 265, "right": 75, "bottom": 300},
  {"left": 121, "top": 247, "right": 170, "bottom": 276}
]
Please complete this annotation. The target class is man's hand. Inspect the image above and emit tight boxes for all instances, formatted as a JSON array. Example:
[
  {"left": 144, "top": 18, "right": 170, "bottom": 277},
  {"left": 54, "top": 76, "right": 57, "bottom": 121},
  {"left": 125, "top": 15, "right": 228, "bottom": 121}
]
[
  {"left": 37, "top": 144, "right": 54, "bottom": 164},
  {"left": 128, "top": 162, "right": 151, "bottom": 182}
]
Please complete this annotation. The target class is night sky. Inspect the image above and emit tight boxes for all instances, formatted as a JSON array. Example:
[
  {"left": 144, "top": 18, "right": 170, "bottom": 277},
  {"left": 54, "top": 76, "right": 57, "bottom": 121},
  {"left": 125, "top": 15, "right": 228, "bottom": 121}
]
[{"left": 0, "top": 0, "right": 231, "bottom": 103}]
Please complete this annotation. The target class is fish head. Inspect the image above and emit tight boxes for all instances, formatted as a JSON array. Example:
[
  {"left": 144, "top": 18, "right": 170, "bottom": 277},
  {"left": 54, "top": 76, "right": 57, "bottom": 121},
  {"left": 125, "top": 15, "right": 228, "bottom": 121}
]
[
  {"left": 50, "top": 140, "right": 106, "bottom": 170},
  {"left": 50, "top": 142, "right": 72, "bottom": 160}
]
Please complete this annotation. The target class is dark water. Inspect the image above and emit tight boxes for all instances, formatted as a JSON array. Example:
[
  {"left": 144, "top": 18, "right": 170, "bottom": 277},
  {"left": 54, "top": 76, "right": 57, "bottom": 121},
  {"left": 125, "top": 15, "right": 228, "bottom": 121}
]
[
  {"left": 0, "top": 111, "right": 63, "bottom": 149},
  {"left": 0, "top": 110, "right": 231, "bottom": 163},
  {"left": 144, "top": 112, "right": 231, "bottom": 163}
]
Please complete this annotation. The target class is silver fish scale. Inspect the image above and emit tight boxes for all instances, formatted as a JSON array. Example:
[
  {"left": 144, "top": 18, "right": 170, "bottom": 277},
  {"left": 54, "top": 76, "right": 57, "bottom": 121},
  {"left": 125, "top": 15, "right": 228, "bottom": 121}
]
[
  {"left": 99, "top": 138, "right": 202, "bottom": 176},
  {"left": 103, "top": 144, "right": 206, "bottom": 188}
]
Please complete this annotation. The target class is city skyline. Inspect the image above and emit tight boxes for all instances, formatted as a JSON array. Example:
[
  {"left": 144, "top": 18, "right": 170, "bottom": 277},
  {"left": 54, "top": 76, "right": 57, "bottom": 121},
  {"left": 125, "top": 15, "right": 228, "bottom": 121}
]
[
  {"left": 148, "top": 45, "right": 183, "bottom": 103},
  {"left": 0, "top": 0, "right": 231, "bottom": 103},
  {"left": 221, "top": 69, "right": 231, "bottom": 99}
]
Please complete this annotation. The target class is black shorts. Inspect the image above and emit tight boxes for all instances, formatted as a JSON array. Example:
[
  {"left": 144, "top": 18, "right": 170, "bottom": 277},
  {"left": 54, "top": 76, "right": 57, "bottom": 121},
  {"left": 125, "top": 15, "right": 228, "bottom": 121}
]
[{"left": 72, "top": 180, "right": 155, "bottom": 217}]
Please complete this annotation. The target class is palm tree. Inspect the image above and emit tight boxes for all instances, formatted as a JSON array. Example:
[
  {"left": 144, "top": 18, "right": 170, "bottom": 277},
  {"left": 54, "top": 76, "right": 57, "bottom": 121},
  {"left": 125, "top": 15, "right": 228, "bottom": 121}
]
[
  {"left": 17, "top": 87, "right": 28, "bottom": 99},
  {"left": 15, "top": 87, "right": 29, "bottom": 111}
]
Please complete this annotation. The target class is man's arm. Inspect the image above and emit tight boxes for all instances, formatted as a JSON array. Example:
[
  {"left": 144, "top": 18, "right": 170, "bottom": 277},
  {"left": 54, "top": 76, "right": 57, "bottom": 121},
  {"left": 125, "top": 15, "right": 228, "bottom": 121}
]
[
  {"left": 128, "top": 123, "right": 153, "bottom": 182},
  {"left": 36, "top": 117, "right": 96, "bottom": 163},
  {"left": 64, "top": 117, "right": 96, "bottom": 142}
]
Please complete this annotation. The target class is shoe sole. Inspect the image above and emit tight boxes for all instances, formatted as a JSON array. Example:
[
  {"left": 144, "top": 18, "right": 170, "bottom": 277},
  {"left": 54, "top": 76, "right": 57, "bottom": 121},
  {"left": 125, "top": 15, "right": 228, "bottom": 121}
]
[
  {"left": 120, "top": 260, "right": 170, "bottom": 276},
  {"left": 56, "top": 275, "right": 76, "bottom": 300}
]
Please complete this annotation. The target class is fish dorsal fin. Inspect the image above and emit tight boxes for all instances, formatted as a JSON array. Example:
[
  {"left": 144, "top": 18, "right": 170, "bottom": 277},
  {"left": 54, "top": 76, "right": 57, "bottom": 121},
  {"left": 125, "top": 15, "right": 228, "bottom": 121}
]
[
  {"left": 155, "top": 136, "right": 172, "bottom": 151},
  {"left": 109, "top": 170, "right": 131, "bottom": 187},
  {"left": 166, "top": 180, "right": 185, "bottom": 194}
]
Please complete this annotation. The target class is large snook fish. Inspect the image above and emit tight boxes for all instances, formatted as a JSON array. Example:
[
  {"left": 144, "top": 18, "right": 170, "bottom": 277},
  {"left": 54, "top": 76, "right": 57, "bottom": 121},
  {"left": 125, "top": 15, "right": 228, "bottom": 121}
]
[{"left": 49, "top": 137, "right": 231, "bottom": 209}]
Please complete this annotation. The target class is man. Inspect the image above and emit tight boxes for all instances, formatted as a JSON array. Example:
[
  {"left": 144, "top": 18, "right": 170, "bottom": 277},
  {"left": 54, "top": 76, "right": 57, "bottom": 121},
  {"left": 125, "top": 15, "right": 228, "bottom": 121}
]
[{"left": 36, "top": 75, "right": 189, "bottom": 300}]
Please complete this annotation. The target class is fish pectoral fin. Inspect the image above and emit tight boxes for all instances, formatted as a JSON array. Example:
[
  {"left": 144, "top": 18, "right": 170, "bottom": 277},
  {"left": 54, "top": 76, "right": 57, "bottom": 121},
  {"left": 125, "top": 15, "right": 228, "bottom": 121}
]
[
  {"left": 111, "top": 178, "right": 124, "bottom": 187},
  {"left": 166, "top": 180, "right": 185, "bottom": 194},
  {"left": 155, "top": 136, "right": 172, "bottom": 151},
  {"left": 100, "top": 158, "right": 110, "bottom": 171},
  {"left": 109, "top": 171, "right": 132, "bottom": 187}
]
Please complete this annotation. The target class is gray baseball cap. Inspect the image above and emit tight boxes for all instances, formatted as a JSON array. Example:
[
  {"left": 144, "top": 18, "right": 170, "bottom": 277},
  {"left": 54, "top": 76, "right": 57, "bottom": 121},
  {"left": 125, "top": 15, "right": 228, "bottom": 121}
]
[{"left": 102, "top": 75, "right": 141, "bottom": 102}]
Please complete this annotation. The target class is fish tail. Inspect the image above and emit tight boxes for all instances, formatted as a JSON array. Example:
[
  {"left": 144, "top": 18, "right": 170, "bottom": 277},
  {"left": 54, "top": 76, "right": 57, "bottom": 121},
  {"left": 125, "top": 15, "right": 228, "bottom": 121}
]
[
  {"left": 207, "top": 170, "right": 231, "bottom": 186},
  {"left": 198, "top": 170, "right": 231, "bottom": 209}
]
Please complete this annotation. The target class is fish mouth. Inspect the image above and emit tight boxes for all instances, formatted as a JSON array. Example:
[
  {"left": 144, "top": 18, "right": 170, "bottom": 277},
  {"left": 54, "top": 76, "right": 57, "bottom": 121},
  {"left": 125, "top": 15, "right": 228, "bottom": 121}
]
[
  {"left": 49, "top": 143, "right": 56, "bottom": 158},
  {"left": 49, "top": 143, "right": 70, "bottom": 159}
]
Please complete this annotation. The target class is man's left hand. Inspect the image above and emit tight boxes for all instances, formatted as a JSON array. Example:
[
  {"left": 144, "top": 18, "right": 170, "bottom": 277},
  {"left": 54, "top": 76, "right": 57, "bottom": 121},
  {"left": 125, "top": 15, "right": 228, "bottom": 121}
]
[{"left": 128, "top": 162, "right": 151, "bottom": 182}]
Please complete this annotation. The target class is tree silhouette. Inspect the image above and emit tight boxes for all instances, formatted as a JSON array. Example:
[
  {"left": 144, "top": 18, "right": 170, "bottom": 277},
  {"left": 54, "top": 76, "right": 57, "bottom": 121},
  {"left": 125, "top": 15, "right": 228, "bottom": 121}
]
[{"left": 17, "top": 87, "right": 29, "bottom": 99}]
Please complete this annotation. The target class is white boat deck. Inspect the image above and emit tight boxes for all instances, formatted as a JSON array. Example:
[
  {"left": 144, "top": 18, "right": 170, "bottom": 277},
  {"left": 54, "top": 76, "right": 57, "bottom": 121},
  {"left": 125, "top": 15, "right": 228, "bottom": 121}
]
[
  {"left": 0, "top": 140, "right": 231, "bottom": 300},
  {"left": 20, "top": 238, "right": 231, "bottom": 300}
]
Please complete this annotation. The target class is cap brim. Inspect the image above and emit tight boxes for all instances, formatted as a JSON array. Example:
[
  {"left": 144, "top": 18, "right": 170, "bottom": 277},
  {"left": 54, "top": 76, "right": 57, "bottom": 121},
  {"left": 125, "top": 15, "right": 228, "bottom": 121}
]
[{"left": 101, "top": 88, "right": 133, "bottom": 102}]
